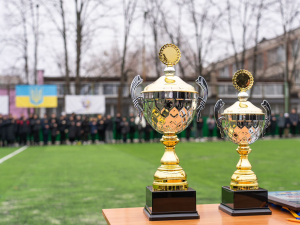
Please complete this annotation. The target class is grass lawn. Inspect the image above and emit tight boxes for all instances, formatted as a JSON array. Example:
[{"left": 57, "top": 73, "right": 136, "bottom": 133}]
[
  {"left": 0, "top": 139, "right": 299, "bottom": 224},
  {"left": 0, "top": 147, "right": 20, "bottom": 159}
]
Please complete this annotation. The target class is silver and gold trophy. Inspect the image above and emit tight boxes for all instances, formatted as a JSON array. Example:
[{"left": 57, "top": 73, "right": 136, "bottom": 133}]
[
  {"left": 214, "top": 69, "right": 272, "bottom": 216},
  {"left": 130, "top": 44, "right": 208, "bottom": 220}
]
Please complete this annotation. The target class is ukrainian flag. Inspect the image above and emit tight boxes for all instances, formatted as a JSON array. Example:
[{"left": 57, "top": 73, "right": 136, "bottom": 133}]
[{"left": 16, "top": 85, "right": 57, "bottom": 108}]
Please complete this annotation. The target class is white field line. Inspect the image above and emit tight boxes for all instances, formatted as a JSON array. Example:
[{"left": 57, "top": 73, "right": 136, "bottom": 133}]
[{"left": 0, "top": 146, "right": 28, "bottom": 164}]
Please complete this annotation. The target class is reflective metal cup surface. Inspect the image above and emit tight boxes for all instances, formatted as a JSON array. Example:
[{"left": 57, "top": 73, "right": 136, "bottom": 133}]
[
  {"left": 214, "top": 70, "right": 271, "bottom": 191},
  {"left": 143, "top": 92, "right": 197, "bottom": 134},
  {"left": 221, "top": 114, "right": 265, "bottom": 145}
]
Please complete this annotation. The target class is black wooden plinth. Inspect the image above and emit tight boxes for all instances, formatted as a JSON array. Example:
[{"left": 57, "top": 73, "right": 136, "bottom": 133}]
[
  {"left": 220, "top": 186, "right": 272, "bottom": 216},
  {"left": 144, "top": 186, "right": 199, "bottom": 221}
]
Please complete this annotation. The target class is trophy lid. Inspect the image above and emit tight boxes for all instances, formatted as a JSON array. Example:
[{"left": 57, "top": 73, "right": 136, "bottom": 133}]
[
  {"left": 223, "top": 70, "right": 264, "bottom": 115},
  {"left": 141, "top": 44, "right": 197, "bottom": 94}
]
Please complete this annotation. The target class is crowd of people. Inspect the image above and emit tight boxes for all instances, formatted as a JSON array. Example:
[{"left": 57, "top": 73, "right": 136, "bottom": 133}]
[
  {"left": 267, "top": 109, "right": 300, "bottom": 138},
  {"left": 0, "top": 109, "right": 299, "bottom": 147},
  {"left": 0, "top": 112, "right": 157, "bottom": 147}
]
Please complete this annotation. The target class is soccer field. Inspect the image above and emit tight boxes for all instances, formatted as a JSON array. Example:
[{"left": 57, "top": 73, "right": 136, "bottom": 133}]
[{"left": 0, "top": 139, "right": 299, "bottom": 224}]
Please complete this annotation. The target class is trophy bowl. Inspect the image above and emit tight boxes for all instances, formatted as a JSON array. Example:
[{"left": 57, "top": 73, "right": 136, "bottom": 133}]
[
  {"left": 214, "top": 70, "right": 271, "bottom": 191},
  {"left": 131, "top": 44, "right": 208, "bottom": 191},
  {"left": 219, "top": 110, "right": 266, "bottom": 145},
  {"left": 143, "top": 91, "right": 197, "bottom": 134}
]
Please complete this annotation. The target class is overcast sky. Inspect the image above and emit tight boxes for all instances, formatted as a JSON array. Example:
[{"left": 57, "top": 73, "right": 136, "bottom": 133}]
[{"left": 0, "top": 0, "right": 299, "bottom": 81}]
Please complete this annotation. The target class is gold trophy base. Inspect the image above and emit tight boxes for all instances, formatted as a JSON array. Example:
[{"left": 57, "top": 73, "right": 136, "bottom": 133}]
[
  {"left": 230, "top": 144, "right": 259, "bottom": 191},
  {"left": 153, "top": 133, "right": 188, "bottom": 191}
]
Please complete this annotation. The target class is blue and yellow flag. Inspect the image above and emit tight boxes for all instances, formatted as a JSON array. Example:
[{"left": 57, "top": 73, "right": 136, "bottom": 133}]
[{"left": 16, "top": 85, "right": 57, "bottom": 108}]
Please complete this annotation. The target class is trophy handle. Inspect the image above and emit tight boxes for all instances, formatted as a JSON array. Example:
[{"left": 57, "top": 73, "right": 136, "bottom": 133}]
[
  {"left": 214, "top": 99, "right": 226, "bottom": 138},
  {"left": 261, "top": 100, "right": 271, "bottom": 137},
  {"left": 195, "top": 76, "right": 208, "bottom": 122},
  {"left": 130, "top": 75, "right": 144, "bottom": 122}
]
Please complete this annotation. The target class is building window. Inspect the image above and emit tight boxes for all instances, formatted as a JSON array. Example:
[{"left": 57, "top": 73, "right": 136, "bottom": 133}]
[
  {"left": 219, "top": 66, "right": 229, "bottom": 77},
  {"left": 248, "top": 54, "right": 263, "bottom": 71},
  {"left": 245, "top": 84, "right": 262, "bottom": 97},
  {"left": 267, "top": 48, "right": 277, "bottom": 65},
  {"left": 218, "top": 84, "right": 237, "bottom": 96},
  {"left": 103, "top": 84, "right": 116, "bottom": 95},
  {"left": 218, "top": 85, "right": 226, "bottom": 95},
  {"left": 264, "top": 84, "right": 283, "bottom": 96},
  {"left": 294, "top": 70, "right": 300, "bottom": 85},
  {"left": 94, "top": 84, "right": 99, "bottom": 95},
  {"left": 232, "top": 61, "right": 242, "bottom": 73},
  {"left": 252, "top": 84, "right": 262, "bottom": 96},
  {"left": 103, "top": 84, "right": 128, "bottom": 96},
  {"left": 268, "top": 45, "right": 285, "bottom": 66},
  {"left": 256, "top": 54, "right": 263, "bottom": 70},
  {"left": 277, "top": 45, "right": 285, "bottom": 62},
  {"left": 94, "top": 84, "right": 104, "bottom": 95},
  {"left": 57, "top": 84, "right": 64, "bottom": 96},
  {"left": 80, "top": 84, "right": 92, "bottom": 95},
  {"left": 292, "top": 39, "right": 299, "bottom": 57}
]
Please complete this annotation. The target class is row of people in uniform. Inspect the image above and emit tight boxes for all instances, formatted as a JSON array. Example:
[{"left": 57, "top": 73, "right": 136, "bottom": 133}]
[{"left": 0, "top": 110, "right": 298, "bottom": 147}]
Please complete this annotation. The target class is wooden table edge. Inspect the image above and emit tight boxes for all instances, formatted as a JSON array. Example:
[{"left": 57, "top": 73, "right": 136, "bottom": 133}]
[
  {"left": 102, "top": 209, "right": 111, "bottom": 225},
  {"left": 102, "top": 204, "right": 291, "bottom": 225}
]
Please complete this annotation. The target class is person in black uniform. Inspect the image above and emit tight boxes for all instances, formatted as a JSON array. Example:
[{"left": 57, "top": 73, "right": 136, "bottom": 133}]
[
  {"left": 18, "top": 115, "right": 30, "bottom": 145},
  {"left": 68, "top": 116, "right": 76, "bottom": 144},
  {"left": 115, "top": 113, "right": 122, "bottom": 142},
  {"left": 121, "top": 117, "right": 129, "bottom": 143},
  {"left": 270, "top": 114, "right": 277, "bottom": 137},
  {"left": 284, "top": 113, "right": 291, "bottom": 138},
  {"left": 75, "top": 117, "right": 82, "bottom": 144},
  {"left": 42, "top": 119, "right": 50, "bottom": 145},
  {"left": 28, "top": 113, "right": 34, "bottom": 145},
  {"left": 105, "top": 115, "right": 113, "bottom": 143},
  {"left": 145, "top": 122, "right": 152, "bottom": 142},
  {"left": 32, "top": 114, "right": 41, "bottom": 145},
  {"left": 90, "top": 117, "right": 97, "bottom": 144},
  {"left": 97, "top": 118, "right": 106, "bottom": 142},
  {"left": 1, "top": 115, "right": 11, "bottom": 146},
  {"left": 0, "top": 114, "right": 3, "bottom": 146},
  {"left": 50, "top": 118, "right": 58, "bottom": 145},
  {"left": 129, "top": 117, "right": 136, "bottom": 143},
  {"left": 196, "top": 117, "right": 204, "bottom": 141},
  {"left": 216, "top": 114, "right": 222, "bottom": 140},
  {"left": 81, "top": 116, "right": 90, "bottom": 144},
  {"left": 59, "top": 114, "right": 68, "bottom": 145},
  {"left": 298, "top": 114, "right": 300, "bottom": 136},
  {"left": 185, "top": 122, "right": 193, "bottom": 141},
  {"left": 6, "top": 115, "right": 17, "bottom": 146}
]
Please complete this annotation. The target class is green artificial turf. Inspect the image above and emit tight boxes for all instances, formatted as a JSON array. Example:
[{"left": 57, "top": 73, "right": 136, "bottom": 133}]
[
  {"left": 0, "top": 139, "right": 299, "bottom": 224},
  {"left": 0, "top": 147, "right": 20, "bottom": 159}
]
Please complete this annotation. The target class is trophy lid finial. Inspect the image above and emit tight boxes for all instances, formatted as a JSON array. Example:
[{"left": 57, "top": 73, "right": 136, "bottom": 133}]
[
  {"left": 141, "top": 43, "right": 196, "bottom": 93},
  {"left": 223, "top": 69, "right": 263, "bottom": 114},
  {"left": 232, "top": 69, "right": 254, "bottom": 92},
  {"left": 159, "top": 44, "right": 181, "bottom": 66}
]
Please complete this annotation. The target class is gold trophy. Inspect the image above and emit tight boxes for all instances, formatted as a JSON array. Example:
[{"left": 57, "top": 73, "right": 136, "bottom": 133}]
[
  {"left": 214, "top": 69, "right": 272, "bottom": 216},
  {"left": 130, "top": 44, "right": 208, "bottom": 220}
]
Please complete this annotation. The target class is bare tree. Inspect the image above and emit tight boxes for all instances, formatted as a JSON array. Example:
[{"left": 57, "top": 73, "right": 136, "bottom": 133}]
[
  {"left": 157, "top": 0, "right": 187, "bottom": 78},
  {"left": 251, "top": 0, "right": 264, "bottom": 81},
  {"left": 187, "top": 0, "right": 223, "bottom": 77},
  {"left": 227, "top": 0, "right": 255, "bottom": 70},
  {"left": 43, "top": 0, "right": 71, "bottom": 94},
  {"left": 74, "top": 0, "right": 111, "bottom": 94},
  {"left": 146, "top": 0, "right": 163, "bottom": 78},
  {"left": 278, "top": 0, "right": 300, "bottom": 112},
  {"left": 29, "top": 0, "right": 39, "bottom": 84},
  {"left": 248, "top": 0, "right": 265, "bottom": 100},
  {"left": 4, "top": 0, "right": 30, "bottom": 84},
  {"left": 117, "top": 0, "right": 138, "bottom": 113}
]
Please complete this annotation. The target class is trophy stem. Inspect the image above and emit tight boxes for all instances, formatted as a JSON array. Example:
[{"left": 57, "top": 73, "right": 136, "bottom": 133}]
[
  {"left": 230, "top": 144, "right": 259, "bottom": 191},
  {"left": 153, "top": 133, "right": 188, "bottom": 191}
]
